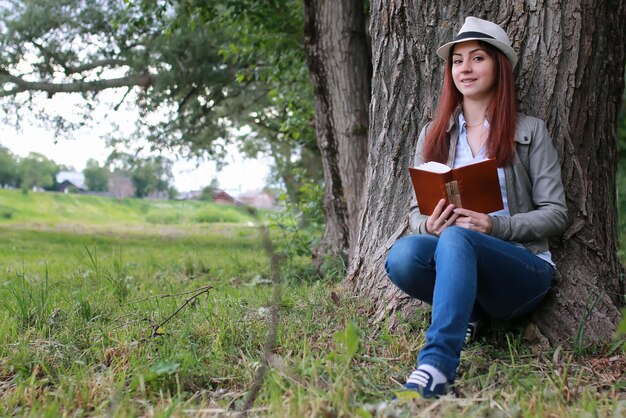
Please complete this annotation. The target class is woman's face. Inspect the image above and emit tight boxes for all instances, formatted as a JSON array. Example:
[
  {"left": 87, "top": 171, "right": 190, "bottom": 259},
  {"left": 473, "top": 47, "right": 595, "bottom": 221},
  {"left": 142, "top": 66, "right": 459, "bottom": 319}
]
[{"left": 451, "top": 41, "right": 497, "bottom": 102}]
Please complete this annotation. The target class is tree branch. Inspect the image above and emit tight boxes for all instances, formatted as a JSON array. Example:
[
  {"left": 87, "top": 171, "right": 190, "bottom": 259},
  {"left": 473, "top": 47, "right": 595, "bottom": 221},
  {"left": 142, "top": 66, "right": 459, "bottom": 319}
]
[
  {"left": 150, "top": 284, "right": 213, "bottom": 337},
  {"left": 29, "top": 40, "right": 130, "bottom": 75},
  {"left": 0, "top": 71, "right": 152, "bottom": 97},
  {"left": 178, "top": 86, "right": 198, "bottom": 112},
  {"left": 240, "top": 207, "right": 283, "bottom": 416},
  {"left": 66, "top": 59, "right": 132, "bottom": 74},
  {"left": 113, "top": 87, "right": 133, "bottom": 111},
  {"left": 29, "top": 39, "right": 72, "bottom": 74}
]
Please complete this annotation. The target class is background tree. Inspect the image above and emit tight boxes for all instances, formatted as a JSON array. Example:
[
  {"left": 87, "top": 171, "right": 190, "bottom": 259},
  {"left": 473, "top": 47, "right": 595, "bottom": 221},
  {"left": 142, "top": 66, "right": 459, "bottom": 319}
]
[
  {"left": 346, "top": 1, "right": 626, "bottom": 344},
  {"left": 0, "top": 146, "right": 18, "bottom": 187},
  {"left": 83, "top": 158, "right": 110, "bottom": 192},
  {"left": 199, "top": 0, "right": 324, "bottom": 204},
  {"left": 17, "top": 152, "right": 59, "bottom": 192},
  {"left": 200, "top": 178, "right": 220, "bottom": 201},
  {"left": 107, "top": 151, "right": 174, "bottom": 198},
  {"left": 130, "top": 156, "right": 174, "bottom": 198},
  {"left": 303, "top": 0, "right": 371, "bottom": 263},
  {"left": 0, "top": 0, "right": 322, "bottom": 205}
]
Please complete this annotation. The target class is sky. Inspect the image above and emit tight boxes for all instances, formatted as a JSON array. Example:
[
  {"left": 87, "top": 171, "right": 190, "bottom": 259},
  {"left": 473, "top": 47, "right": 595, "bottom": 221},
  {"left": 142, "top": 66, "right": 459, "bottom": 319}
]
[{"left": 0, "top": 92, "right": 272, "bottom": 195}]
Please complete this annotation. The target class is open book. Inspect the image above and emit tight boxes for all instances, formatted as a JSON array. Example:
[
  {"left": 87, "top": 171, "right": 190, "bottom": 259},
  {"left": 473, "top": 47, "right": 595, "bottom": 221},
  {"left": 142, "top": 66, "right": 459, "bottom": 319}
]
[{"left": 408, "top": 158, "right": 504, "bottom": 216}]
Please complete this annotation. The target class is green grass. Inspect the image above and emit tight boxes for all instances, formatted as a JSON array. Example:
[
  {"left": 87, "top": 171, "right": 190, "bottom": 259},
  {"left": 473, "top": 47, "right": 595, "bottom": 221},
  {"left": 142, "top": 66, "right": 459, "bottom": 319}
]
[
  {"left": 0, "top": 191, "right": 623, "bottom": 417},
  {"left": 0, "top": 188, "right": 256, "bottom": 226}
]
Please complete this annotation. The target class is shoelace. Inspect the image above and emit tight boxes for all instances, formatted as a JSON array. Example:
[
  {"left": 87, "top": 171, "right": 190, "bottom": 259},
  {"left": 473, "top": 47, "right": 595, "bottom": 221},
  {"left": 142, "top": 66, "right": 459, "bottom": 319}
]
[{"left": 406, "top": 369, "right": 431, "bottom": 389}]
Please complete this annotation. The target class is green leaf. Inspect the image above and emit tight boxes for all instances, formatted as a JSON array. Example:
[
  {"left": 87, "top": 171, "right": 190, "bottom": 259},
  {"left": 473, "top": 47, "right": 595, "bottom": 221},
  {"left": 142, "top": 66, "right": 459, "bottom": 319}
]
[
  {"left": 332, "top": 320, "right": 362, "bottom": 358},
  {"left": 393, "top": 389, "right": 421, "bottom": 402},
  {"left": 355, "top": 407, "right": 373, "bottom": 418},
  {"left": 150, "top": 361, "right": 180, "bottom": 376}
]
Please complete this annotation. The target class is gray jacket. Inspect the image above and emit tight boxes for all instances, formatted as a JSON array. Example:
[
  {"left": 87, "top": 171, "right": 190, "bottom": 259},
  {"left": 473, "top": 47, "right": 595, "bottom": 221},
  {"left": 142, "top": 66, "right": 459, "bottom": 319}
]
[{"left": 409, "top": 112, "right": 568, "bottom": 254}]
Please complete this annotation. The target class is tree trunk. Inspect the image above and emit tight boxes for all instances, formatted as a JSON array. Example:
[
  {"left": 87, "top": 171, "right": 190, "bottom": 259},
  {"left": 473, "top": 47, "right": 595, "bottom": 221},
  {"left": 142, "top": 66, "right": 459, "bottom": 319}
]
[
  {"left": 303, "top": 0, "right": 371, "bottom": 264},
  {"left": 268, "top": 141, "right": 305, "bottom": 205},
  {"left": 267, "top": 140, "right": 324, "bottom": 207},
  {"left": 347, "top": 0, "right": 626, "bottom": 344}
]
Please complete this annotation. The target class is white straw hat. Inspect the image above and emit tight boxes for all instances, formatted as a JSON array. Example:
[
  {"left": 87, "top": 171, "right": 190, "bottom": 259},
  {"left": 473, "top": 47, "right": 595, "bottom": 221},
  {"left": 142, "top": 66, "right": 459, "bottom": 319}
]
[{"left": 436, "top": 17, "right": 518, "bottom": 68}]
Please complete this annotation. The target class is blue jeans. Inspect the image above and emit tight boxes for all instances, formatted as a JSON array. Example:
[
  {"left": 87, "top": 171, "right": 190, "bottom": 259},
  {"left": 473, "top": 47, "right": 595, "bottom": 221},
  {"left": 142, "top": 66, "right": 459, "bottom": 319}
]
[{"left": 385, "top": 226, "right": 553, "bottom": 382}]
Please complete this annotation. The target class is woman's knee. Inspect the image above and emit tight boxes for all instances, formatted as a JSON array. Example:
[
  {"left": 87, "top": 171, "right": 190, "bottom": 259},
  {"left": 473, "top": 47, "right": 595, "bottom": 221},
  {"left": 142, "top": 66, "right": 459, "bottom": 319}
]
[
  {"left": 385, "top": 237, "right": 408, "bottom": 281},
  {"left": 437, "top": 226, "right": 479, "bottom": 249},
  {"left": 439, "top": 226, "right": 471, "bottom": 241},
  {"left": 385, "top": 235, "right": 435, "bottom": 288}
]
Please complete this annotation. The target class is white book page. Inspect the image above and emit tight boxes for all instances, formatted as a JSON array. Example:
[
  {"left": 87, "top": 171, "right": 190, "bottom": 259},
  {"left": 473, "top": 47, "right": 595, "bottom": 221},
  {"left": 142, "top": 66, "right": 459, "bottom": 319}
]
[{"left": 416, "top": 161, "right": 451, "bottom": 173}]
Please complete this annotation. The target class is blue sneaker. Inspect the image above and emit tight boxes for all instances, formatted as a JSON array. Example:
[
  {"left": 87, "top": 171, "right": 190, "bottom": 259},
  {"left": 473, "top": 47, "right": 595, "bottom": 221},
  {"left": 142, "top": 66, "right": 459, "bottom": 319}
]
[{"left": 393, "top": 368, "right": 450, "bottom": 400}]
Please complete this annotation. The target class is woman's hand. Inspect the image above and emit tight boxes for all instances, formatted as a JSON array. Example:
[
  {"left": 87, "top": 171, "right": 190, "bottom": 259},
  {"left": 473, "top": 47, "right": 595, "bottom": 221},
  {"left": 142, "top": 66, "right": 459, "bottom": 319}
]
[
  {"left": 426, "top": 199, "right": 459, "bottom": 236},
  {"left": 453, "top": 208, "right": 492, "bottom": 234}
]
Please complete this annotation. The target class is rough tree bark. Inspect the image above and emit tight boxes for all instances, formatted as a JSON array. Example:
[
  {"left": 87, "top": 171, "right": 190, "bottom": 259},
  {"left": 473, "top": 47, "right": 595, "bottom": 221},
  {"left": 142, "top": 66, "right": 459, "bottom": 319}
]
[
  {"left": 347, "top": 0, "right": 626, "bottom": 344},
  {"left": 303, "top": 0, "right": 371, "bottom": 263}
]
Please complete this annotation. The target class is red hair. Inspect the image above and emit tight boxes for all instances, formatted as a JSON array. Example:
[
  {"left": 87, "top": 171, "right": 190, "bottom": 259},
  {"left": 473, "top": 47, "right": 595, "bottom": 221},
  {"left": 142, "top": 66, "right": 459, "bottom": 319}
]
[{"left": 423, "top": 41, "right": 517, "bottom": 167}]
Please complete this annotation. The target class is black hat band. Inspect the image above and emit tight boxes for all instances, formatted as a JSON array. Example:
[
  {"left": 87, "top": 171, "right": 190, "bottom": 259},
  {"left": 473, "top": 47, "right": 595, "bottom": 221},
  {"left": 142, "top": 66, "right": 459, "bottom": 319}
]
[{"left": 453, "top": 31, "right": 496, "bottom": 42}]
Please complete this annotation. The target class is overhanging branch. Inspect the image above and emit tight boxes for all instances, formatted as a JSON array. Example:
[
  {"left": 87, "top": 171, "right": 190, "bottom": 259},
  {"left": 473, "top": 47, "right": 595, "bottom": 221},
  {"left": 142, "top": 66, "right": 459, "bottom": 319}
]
[
  {"left": 30, "top": 39, "right": 130, "bottom": 75},
  {"left": 29, "top": 39, "right": 131, "bottom": 75},
  {"left": 67, "top": 59, "right": 132, "bottom": 74},
  {"left": 0, "top": 71, "right": 152, "bottom": 97}
]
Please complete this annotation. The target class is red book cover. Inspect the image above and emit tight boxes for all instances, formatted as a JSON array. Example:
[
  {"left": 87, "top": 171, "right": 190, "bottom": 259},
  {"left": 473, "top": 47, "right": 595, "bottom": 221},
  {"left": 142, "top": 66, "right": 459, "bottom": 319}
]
[{"left": 408, "top": 158, "right": 504, "bottom": 216}]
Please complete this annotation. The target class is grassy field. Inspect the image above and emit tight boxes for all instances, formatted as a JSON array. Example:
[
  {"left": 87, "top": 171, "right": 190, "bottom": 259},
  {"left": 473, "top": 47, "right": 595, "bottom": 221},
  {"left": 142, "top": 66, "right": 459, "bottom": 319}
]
[{"left": 0, "top": 189, "right": 624, "bottom": 417}]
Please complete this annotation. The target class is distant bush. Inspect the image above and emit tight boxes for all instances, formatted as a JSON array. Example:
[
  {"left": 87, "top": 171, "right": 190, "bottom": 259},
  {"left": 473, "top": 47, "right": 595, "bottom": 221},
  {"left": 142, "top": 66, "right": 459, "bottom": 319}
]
[
  {"left": 145, "top": 210, "right": 183, "bottom": 224},
  {"left": 199, "top": 185, "right": 215, "bottom": 201},
  {"left": 0, "top": 204, "right": 13, "bottom": 219},
  {"left": 144, "top": 203, "right": 252, "bottom": 224},
  {"left": 193, "top": 206, "right": 247, "bottom": 223},
  {"left": 0, "top": 188, "right": 255, "bottom": 225}
]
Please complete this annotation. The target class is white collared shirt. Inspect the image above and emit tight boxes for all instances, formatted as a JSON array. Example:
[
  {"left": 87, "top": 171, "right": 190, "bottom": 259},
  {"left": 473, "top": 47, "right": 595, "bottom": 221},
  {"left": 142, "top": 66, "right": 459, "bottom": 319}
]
[
  {"left": 455, "top": 113, "right": 554, "bottom": 266},
  {"left": 455, "top": 113, "right": 509, "bottom": 217}
]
